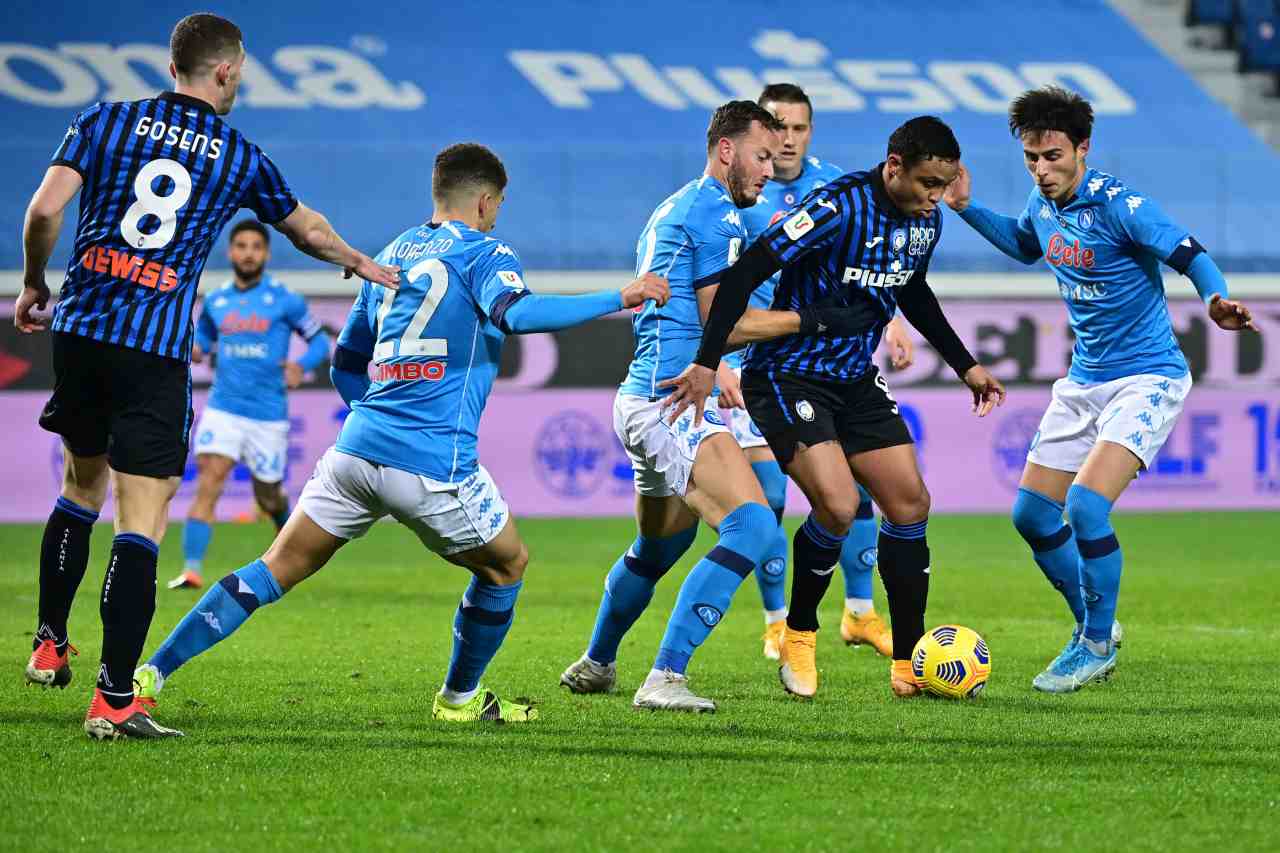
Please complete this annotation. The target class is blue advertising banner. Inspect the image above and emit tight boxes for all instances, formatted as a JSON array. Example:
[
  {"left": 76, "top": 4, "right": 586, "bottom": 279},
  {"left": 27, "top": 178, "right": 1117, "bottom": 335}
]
[{"left": 4, "top": 0, "right": 1279, "bottom": 271}]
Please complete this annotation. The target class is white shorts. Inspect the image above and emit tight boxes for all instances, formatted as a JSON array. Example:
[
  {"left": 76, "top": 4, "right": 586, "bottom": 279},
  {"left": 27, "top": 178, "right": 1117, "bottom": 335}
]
[
  {"left": 725, "top": 368, "right": 769, "bottom": 450},
  {"left": 194, "top": 406, "right": 290, "bottom": 483},
  {"left": 1028, "top": 372, "right": 1192, "bottom": 472},
  {"left": 298, "top": 447, "right": 510, "bottom": 556},
  {"left": 613, "top": 392, "right": 731, "bottom": 498}
]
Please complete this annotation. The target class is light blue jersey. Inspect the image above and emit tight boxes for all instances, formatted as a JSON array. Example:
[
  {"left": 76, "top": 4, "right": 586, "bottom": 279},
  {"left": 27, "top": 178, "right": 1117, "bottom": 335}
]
[
  {"left": 731, "top": 155, "right": 844, "bottom": 370},
  {"left": 1011, "top": 168, "right": 1194, "bottom": 384},
  {"left": 335, "top": 221, "right": 529, "bottom": 482},
  {"left": 196, "top": 275, "right": 324, "bottom": 422},
  {"left": 621, "top": 175, "right": 749, "bottom": 398}
]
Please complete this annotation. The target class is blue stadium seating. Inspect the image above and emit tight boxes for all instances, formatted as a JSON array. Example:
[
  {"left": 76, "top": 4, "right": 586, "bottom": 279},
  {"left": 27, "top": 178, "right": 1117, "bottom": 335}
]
[
  {"left": 1188, "top": 0, "right": 1237, "bottom": 26},
  {"left": 1234, "top": 1, "right": 1280, "bottom": 71}
]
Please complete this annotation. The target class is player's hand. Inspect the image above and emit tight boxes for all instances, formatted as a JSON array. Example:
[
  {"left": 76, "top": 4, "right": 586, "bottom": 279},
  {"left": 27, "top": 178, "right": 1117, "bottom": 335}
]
[
  {"left": 620, "top": 273, "right": 669, "bottom": 309},
  {"left": 1208, "top": 294, "right": 1259, "bottom": 333},
  {"left": 882, "top": 317, "right": 914, "bottom": 369},
  {"left": 14, "top": 279, "right": 50, "bottom": 333},
  {"left": 716, "top": 361, "right": 745, "bottom": 410},
  {"left": 191, "top": 344, "right": 206, "bottom": 363},
  {"left": 284, "top": 361, "right": 305, "bottom": 389},
  {"left": 963, "top": 364, "right": 1005, "bottom": 418},
  {"left": 943, "top": 162, "right": 971, "bottom": 213},
  {"left": 658, "top": 363, "right": 716, "bottom": 426},
  {"left": 344, "top": 254, "right": 400, "bottom": 290}
]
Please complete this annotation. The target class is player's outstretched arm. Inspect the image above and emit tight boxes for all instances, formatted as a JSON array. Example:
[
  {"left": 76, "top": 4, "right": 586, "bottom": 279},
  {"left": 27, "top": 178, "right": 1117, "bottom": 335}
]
[
  {"left": 1181, "top": 253, "right": 1260, "bottom": 333},
  {"left": 897, "top": 276, "right": 1006, "bottom": 417},
  {"left": 496, "top": 273, "right": 668, "bottom": 335},
  {"left": 943, "top": 164, "right": 1040, "bottom": 265},
  {"left": 273, "top": 203, "right": 401, "bottom": 289},
  {"left": 661, "top": 241, "right": 781, "bottom": 425},
  {"left": 16, "top": 165, "right": 82, "bottom": 333}
]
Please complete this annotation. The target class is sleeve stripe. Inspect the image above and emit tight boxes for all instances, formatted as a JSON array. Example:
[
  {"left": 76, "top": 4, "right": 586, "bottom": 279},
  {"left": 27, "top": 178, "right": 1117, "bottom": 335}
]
[
  {"left": 692, "top": 270, "right": 723, "bottom": 290},
  {"left": 1165, "top": 235, "right": 1205, "bottom": 275}
]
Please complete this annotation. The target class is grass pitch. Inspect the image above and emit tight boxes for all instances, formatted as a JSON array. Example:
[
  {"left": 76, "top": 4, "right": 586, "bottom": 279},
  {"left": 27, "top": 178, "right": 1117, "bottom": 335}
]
[{"left": 1, "top": 513, "right": 1277, "bottom": 851}]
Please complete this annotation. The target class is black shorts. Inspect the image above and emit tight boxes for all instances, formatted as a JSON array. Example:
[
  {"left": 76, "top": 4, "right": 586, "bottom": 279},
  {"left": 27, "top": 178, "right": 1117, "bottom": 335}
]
[
  {"left": 39, "top": 333, "right": 192, "bottom": 478},
  {"left": 741, "top": 367, "right": 913, "bottom": 468}
]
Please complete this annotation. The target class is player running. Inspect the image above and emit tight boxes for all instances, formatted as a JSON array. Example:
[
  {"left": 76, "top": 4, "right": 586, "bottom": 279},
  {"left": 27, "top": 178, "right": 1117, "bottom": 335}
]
[
  {"left": 739, "top": 83, "right": 911, "bottom": 661},
  {"left": 16, "top": 13, "right": 397, "bottom": 740},
  {"left": 171, "top": 219, "right": 331, "bottom": 591},
  {"left": 662, "top": 116, "right": 1006, "bottom": 699},
  {"left": 560, "top": 101, "right": 874, "bottom": 712},
  {"left": 942, "top": 86, "right": 1257, "bottom": 693},
  {"left": 134, "top": 143, "right": 670, "bottom": 725}
]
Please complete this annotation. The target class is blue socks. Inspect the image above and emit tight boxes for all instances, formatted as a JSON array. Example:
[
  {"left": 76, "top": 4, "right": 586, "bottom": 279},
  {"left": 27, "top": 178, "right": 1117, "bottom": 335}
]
[
  {"left": 182, "top": 518, "right": 212, "bottom": 572},
  {"left": 654, "top": 502, "right": 776, "bottom": 675},
  {"left": 839, "top": 485, "right": 877, "bottom": 606},
  {"left": 148, "top": 559, "right": 283, "bottom": 678},
  {"left": 586, "top": 526, "right": 697, "bottom": 664},
  {"left": 445, "top": 578, "right": 523, "bottom": 696},
  {"left": 1066, "top": 485, "right": 1122, "bottom": 645},
  {"left": 749, "top": 460, "right": 790, "bottom": 620},
  {"left": 1012, "top": 487, "right": 1086, "bottom": 624}
]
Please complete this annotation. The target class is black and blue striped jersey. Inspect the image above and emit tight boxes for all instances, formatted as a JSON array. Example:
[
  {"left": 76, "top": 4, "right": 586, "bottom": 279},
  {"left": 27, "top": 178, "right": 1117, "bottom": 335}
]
[
  {"left": 744, "top": 165, "right": 941, "bottom": 382},
  {"left": 49, "top": 91, "right": 297, "bottom": 361}
]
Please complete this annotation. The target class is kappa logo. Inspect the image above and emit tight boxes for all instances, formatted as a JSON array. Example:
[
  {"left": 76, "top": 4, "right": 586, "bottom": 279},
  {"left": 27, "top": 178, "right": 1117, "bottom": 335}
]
[
  {"left": 796, "top": 399, "right": 815, "bottom": 422},
  {"left": 1039, "top": 206, "right": 1052, "bottom": 220},
  {"left": 1106, "top": 184, "right": 1125, "bottom": 201},
  {"left": 722, "top": 209, "right": 742, "bottom": 227},
  {"left": 1126, "top": 195, "right": 1145, "bottom": 214},
  {"left": 200, "top": 610, "right": 223, "bottom": 634},
  {"left": 694, "top": 604, "right": 723, "bottom": 627},
  {"left": 784, "top": 210, "right": 815, "bottom": 240},
  {"left": 1087, "top": 176, "right": 1105, "bottom": 195},
  {"left": 492, "top": 244, "right": 515, "bottom": 257}
]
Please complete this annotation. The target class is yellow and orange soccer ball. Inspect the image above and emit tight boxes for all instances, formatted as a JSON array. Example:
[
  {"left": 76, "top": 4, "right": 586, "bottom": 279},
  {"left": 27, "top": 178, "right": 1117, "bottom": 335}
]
[{"left": 911, "top": 625, "right": 991, "bottom": 699}]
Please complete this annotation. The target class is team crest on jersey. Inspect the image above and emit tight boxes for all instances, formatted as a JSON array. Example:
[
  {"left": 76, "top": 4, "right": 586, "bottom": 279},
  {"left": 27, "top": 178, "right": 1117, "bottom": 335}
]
[
  {"left": 1078, "top": 209, "right": 1095, "bottom": 231},
  {"left": 497, "top": 270, "right": 525, "bottom": 290},
  {"left": 784, "top": 210, "right": 814, "bottom": 240},
  {"left": 784, "top": 192, "right": 795, "bottom": 205},
  {"left": 890, "top": 227, "right": 908, "bottom": 255},
  {"left": 795, "top": 400, "right": 815, "bottom": 422}
]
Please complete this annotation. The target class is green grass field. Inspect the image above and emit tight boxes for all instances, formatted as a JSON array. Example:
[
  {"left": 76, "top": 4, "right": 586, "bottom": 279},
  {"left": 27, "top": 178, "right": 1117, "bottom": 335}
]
[{"left": 1, "top": 513, "right": 1277, "bottom": 851}]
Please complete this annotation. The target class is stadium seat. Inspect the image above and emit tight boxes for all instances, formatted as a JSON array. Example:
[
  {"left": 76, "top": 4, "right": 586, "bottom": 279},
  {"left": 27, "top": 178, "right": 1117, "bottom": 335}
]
[
  {"left": 1187, "top": 0, "right": 1236, "bottom": 26},
  {"left": 1234, "top": 0, "right": 1280, "bottom": 71}
]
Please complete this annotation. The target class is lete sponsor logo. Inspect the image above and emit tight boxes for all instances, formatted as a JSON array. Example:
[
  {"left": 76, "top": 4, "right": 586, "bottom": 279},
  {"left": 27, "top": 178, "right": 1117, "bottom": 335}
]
[
  {"left": 509, "top": 29, "right": 1137, "bottom": 114},
  {"left": 0, "top": 41, "right": 423, "bottom": 109}
]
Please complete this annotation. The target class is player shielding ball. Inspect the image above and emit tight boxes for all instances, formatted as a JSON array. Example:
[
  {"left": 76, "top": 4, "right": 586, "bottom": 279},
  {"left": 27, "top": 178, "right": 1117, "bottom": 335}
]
[
  {"left": 663, "top": 117, "right": 1006, "bottom": 699},
  {"left": 17, "top": 13, "right": 397, "bottom": 739},
  {"left": 738, "top": 83, "right": 909, "bottom": 661},
  {"left": 134, "top": 143, "right": 670, "bottom": 724},
  {"left": 943, "top": 86, "right": 1257, "bottom": 692},
  {"left": 560, "top": 101, "right": 875, "bottom": 711},
  {"left": 173, "top": 220, "right": 332, "bottom": 591}
]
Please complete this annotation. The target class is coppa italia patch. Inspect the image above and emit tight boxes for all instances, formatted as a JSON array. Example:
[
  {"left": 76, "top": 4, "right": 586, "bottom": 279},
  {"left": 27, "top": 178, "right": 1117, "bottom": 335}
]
[
  {"left": 497, "top": 270, "right": 525, "bottom": 289},
  {"left": 783, "top": 210, "right": 814, "bottom": 240}
]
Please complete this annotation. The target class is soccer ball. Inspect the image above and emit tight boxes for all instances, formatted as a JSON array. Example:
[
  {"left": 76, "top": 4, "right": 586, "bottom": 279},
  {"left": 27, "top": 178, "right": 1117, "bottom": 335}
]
[{"left": 911, "top": 625, "right": 991, "bottom": 699}]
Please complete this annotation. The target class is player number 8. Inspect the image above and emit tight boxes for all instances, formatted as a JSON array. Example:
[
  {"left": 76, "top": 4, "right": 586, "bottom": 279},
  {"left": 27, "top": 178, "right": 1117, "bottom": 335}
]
[{"left": 120, "top": 158, "right": 193, "bottom": 250}]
